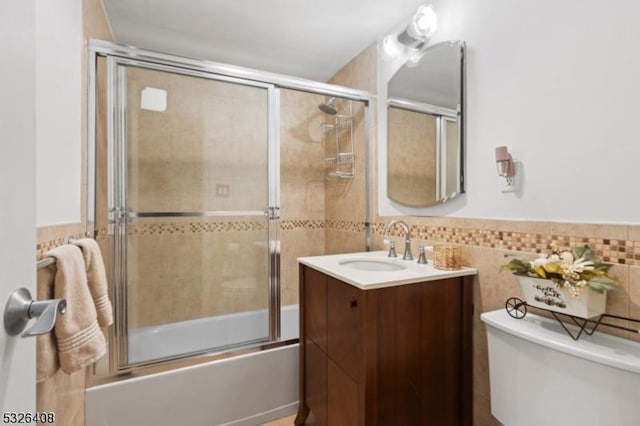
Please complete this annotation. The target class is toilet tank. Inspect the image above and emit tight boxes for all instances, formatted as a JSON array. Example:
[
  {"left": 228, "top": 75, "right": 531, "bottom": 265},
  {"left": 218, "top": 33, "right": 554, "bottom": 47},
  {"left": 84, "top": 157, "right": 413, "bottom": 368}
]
[{"left": 481, "top": 310, "right": 640, "bottom": 426}]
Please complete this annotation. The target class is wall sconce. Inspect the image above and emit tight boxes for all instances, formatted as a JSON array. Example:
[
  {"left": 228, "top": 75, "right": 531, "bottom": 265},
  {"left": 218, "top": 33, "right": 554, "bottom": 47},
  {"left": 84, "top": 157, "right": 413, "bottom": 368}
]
[
  {"left": 495, "top": 146, "right": 520, "bottom": 193},
  {"left": 383, "top": 4, "right": 438, "bottom": 57}
]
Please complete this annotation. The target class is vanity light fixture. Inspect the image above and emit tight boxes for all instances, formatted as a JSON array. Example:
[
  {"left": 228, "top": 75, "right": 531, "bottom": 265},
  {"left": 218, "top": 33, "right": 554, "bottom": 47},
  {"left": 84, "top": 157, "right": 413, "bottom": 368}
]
[
  {"left": 397, "top": 5, "right": 438, "bottom": 48},
  {"left": 383, "top": 4, "right": 438, "bottom": 57},
  {"left": 383, "top": 34, "right": 403, "bottom": 58}
]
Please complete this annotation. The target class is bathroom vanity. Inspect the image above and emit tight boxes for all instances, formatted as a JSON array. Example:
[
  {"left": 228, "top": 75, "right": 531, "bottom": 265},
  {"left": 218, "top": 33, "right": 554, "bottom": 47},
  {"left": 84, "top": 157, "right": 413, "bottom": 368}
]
[{"left": 294, "top": 252, "right": 476, "bottom": 426}]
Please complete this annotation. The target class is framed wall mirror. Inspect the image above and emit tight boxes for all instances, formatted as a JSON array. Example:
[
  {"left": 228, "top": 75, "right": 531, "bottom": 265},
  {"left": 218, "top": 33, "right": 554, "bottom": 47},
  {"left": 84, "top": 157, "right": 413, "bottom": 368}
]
[{"left": 386, "top": 40, "right": 465, "bottom": 207}]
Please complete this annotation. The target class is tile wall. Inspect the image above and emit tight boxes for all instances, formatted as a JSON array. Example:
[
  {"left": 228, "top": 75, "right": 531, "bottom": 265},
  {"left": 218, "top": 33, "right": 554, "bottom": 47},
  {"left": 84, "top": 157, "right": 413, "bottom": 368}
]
[
  {"left": 124, "top": 67, "right": 270, "bottom": 327},
  {"left": 325, "top": 44, "right": 377, "bottom": 255},
  {"left": 387, "top": 107, "right": 437, "bottom": 206},
  {"left": 119, "top": 85, "right": 329, "bottom": 326},
  {"left": 279, "top": 89, "right": 327, "bottom": 305}
]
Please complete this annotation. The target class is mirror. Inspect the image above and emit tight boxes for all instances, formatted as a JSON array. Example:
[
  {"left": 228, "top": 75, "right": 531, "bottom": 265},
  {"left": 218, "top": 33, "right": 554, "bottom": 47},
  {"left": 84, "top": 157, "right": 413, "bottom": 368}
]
[{"left": 386, "top": 40, "right": 464, "bottom": 207}]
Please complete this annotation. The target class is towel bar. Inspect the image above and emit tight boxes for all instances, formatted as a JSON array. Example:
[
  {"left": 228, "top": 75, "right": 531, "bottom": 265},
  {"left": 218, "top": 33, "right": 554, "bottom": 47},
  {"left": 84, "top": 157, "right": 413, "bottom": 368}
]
[
  {"left": 37, "top": 257, "right": 56, "bottom": 270},
  {"left": 37, "top": 236, "right": 81, "bottom": 270}
]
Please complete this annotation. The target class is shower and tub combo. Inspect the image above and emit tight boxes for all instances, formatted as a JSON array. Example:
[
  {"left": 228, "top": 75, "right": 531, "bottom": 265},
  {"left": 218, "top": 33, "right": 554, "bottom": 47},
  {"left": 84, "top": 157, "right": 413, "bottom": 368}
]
[
  {"left": 86, "top": 307, "right": 300, "bottom": 425},
  {"left": 84, "top": 40, "right": 371, "bottom": 425}
]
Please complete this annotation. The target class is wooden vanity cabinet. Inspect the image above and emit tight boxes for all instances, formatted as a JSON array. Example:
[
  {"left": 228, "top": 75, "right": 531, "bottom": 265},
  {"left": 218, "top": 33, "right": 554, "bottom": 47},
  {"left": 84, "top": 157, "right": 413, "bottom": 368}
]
[{"left": 295, "top": 264, "right": 473, "bottom": 426}]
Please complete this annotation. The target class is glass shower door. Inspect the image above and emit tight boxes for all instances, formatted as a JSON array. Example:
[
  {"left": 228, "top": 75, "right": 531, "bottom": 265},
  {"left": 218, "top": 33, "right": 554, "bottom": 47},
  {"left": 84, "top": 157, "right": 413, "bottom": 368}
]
[{"left": 109, "top": 60, "right": 278, "bottom": 367}]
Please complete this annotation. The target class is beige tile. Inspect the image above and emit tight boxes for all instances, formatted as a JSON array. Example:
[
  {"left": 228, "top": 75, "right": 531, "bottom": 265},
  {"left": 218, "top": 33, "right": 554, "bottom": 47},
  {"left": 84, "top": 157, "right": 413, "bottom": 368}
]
[
  {"left": 37, "top": 368, "right": 86, "bottom": 426},
  {"left": 261, "top": 414, "right": 296, "bottom": 426},
  {"left": 465, "top": 247, "right": 523, "bottom": 315},
  {"left": 83, "top": 0, "right": 113, "bottom": 40},
  {"left": 629, "top": 266, "right": 640, "bottom": 343},
  {"left": 327, "top": 43, "right": 377, "bottom": 92},
  {"left": 388, "top": 108, "right": 437, "bottom": 206},
  {"left": 281, "top": 228, "right": 325, "bottom": 306},
  {"left": 602, "top": 264, "right": 631, "bottom": 339},
  {"left": 549, "top": 221, "right": 628, "bottom": 241},
  {"left": 629, "top": 225, "right": 640, "bottom": 242},
  {"left": 473, "top": 317, "right": 491, "bottom": 402},
  {"left": 126, "top": 66, "right": 270, "bottom": 214},
  {"left": 325, "top": 229, "right": 367, "bottom": 255}
]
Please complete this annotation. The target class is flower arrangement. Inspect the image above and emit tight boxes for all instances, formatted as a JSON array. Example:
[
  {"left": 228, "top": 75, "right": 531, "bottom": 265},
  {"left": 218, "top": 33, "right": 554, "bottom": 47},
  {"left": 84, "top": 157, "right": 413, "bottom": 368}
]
[{"left": 500, "top": 244, "right": 619, "bottom": 297}]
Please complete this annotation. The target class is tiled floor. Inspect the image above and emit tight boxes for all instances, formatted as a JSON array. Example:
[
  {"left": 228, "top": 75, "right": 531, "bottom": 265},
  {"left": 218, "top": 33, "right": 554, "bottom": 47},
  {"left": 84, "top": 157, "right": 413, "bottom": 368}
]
[{"left": 261, "top": 414, "right": 296, "bottom": 425}]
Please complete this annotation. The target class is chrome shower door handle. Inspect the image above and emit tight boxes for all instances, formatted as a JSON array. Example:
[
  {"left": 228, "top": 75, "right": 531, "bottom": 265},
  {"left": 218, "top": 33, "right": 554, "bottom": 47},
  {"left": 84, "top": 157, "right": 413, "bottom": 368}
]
[{"left": 3, "top": 287, "right": 67, "bottom": 337}]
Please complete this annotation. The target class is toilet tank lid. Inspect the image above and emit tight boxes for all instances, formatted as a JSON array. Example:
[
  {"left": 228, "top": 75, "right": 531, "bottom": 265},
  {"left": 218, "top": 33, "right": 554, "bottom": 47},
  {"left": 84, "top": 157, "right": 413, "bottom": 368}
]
[{"left": 481, "top": 310, "right": 640, "bottom": 374}]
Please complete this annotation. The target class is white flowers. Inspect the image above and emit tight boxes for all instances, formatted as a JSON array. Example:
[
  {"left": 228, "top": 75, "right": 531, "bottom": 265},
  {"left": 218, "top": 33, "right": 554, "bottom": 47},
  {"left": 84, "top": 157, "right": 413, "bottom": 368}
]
[
  {"left": 529, "top": 252, "right": 593, "bottom": 274},
  {"left": 568, "top": 257, "right": 595, "bottom": 273},
  {"left": 568, "top": 279, "right": 588, "bottom": 297},
  {"left": 530, "top": 257, "right": 549, "bottom": 267},
  {"left": 560, "top": 251, "right": 574, "bottom": 264},
  {"left": 502, "top": 244, "right": 619, "bottom": 297},
  {"left": 559, "top": 254, "right": 594, "bottom": 295}
]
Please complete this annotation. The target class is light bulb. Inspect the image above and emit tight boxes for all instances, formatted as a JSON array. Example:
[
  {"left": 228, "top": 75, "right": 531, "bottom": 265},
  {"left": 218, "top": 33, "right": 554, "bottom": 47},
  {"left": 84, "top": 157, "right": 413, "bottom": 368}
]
[
  {"left": 411, "top": 5, "right": 438, "bottom": 38},
  {"left": 383, "top": 34, "right": 402, "bottom": 58}
]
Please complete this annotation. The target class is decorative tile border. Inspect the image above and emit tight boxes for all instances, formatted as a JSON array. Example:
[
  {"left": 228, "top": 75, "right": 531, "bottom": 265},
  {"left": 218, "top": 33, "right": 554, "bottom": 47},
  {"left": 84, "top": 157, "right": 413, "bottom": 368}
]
[
  {"left": 325, "top": 219, "right": 366, "bottom": 232},
  {"left": 95, "top": 227, "right": 109, "bottom": 241},
  {"left": 373, "top": 221, "right": 639, "bottom": 266},
  {"left": 281, "top": 219, "right": 325, "bottom": 230},
  {"left": 127, "top": 221, "right": 267, "bottom": 236},
  {"left": 36, "top": 232, "right": 88, "bottom": 259},
  {"left": 37, "top": 220, "right": 640, "bottom": 267}
]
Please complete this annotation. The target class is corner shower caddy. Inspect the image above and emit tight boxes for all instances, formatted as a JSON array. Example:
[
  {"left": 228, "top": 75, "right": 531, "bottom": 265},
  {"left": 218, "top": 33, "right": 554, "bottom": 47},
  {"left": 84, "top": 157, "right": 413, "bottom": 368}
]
[
  {"left": 505, "top": 296, "right": 640, "bottom": 341},
  {"left": 322, "top": 99, "right": 354, "bottom": 178}
]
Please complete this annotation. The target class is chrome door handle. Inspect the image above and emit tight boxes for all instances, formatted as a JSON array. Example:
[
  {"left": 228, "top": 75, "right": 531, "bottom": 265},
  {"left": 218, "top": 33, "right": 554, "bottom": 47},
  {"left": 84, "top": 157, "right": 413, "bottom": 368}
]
[{"left": 3, "top": 288, "right": 67, "bottom": 337}]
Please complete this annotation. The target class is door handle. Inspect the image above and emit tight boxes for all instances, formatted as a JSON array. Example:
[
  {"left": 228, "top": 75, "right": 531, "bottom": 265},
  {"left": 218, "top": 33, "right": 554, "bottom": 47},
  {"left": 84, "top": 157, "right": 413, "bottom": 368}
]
[{"left": 3, "top": 288, "right": 67, "bottom": 337}]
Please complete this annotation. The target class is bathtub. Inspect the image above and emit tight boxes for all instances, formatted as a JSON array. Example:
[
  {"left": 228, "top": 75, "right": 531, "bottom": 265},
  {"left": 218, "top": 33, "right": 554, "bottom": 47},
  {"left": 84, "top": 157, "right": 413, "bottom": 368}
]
[
  {"left": 128, "top": 305, "right": 299, "bottom": 364},
  {"left": 86, "top": 305, "right": 299, "bottom": 426}
]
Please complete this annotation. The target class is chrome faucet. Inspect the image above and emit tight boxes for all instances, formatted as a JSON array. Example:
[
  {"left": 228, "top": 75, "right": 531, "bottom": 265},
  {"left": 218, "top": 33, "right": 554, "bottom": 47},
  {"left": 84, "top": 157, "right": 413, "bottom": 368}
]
[{"left": 382, "top": 220, "right": 413, "bottom": 260}]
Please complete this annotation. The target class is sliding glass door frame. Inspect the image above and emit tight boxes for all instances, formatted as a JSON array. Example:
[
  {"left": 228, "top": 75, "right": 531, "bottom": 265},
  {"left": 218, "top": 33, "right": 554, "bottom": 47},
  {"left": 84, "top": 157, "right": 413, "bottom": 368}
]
[
  {"left": 88, "top": 40, "right": 373, "bottom": 376},
  {"left": 106, "top": 56, "right": 280, "bottom": 372}
]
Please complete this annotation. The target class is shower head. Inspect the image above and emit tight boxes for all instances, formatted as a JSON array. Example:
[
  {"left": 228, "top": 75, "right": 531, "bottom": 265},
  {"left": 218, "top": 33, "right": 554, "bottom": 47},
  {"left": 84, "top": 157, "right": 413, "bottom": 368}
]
[{"left": 318, "top": 97, "right": 337, "bottom": 115}]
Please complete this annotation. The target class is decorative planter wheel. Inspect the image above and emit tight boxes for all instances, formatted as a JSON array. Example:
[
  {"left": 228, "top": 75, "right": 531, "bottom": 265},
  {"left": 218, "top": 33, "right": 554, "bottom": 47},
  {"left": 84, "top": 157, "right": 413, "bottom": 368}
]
[{"left": 505, "top": 297, "right": 527, "bottom": 319}]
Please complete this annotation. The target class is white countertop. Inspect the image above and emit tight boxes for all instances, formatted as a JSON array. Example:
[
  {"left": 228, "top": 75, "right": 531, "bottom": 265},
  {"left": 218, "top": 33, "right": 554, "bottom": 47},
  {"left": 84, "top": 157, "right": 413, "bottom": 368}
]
[{"left": 298, "top": 251, "right": 477, "bottom": 290}]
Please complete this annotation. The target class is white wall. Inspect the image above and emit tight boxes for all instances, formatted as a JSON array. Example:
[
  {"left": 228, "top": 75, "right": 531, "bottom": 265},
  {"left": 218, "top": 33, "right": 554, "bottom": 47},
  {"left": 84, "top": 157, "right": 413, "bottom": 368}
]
[
  {"left": 0, "top": 0, "right": 37, "bottom": 412},
  {"left": 379, "top": 0, "right": 640, "bottom": 224},
  {"left": 35, "top": 0, "right": 83, "bottom": 226}
]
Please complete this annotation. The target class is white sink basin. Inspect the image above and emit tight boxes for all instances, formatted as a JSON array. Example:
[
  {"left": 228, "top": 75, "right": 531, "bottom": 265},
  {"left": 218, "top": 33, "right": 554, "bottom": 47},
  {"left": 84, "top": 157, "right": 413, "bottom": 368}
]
[
  {"left": 338, "top": 257, "right": 408, "bottom": 272},
  {"left": 299, "top": 251, "right": 477, "bottom": 290}
]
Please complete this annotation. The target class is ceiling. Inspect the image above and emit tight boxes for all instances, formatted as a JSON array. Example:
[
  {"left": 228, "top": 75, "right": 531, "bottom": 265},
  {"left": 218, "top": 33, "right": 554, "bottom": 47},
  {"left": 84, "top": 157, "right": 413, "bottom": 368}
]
[{"left": 102, "top": 0, "right": 426, "bottom": 82}]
